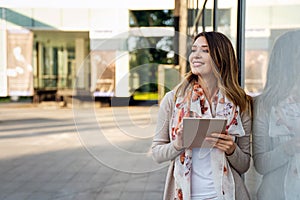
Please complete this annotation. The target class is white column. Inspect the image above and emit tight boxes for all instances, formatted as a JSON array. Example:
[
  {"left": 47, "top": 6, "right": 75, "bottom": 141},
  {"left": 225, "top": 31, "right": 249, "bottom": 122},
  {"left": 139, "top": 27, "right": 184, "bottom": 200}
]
[
  {"left": 0, "top": 9, "right": 7, "bottom": 97},
  {"left": 75, "top": 38, "right": 86, "bottom": 90},
  {"left": 115, "top": 51, "right": 129, "bottom": 97}
]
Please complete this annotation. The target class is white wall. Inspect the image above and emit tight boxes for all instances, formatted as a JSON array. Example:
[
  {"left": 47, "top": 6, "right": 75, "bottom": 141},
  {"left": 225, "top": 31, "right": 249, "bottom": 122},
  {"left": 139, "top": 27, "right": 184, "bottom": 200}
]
[
  {"left": 0, "top": 24, "right": 7, "bottom": 96},
  {"left": 246, "top": 5, "right": 300, "bottom": 29},
  {"left": 0, "top": 0, "right": 174, "bottom": 9}
]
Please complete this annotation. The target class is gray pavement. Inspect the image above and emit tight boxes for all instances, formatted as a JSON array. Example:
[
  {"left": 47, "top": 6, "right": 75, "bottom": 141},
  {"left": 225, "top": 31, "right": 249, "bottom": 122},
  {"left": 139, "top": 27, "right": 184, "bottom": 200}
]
[
  {"left": 0, "top": 103, "right": 167, "bottom": 200},
  {"left": 0, "top": 102, "right": 261, "bottom": 200}
]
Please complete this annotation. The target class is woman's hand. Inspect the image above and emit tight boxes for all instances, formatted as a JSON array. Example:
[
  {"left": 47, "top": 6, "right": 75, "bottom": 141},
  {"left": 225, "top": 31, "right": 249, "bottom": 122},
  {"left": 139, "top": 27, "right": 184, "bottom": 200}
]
[
  {"left": 174, "top": 128, "right": 185, "bottom": 151},
  {"left": 205, "top": 133, "right": 236, "bottom": 155}
]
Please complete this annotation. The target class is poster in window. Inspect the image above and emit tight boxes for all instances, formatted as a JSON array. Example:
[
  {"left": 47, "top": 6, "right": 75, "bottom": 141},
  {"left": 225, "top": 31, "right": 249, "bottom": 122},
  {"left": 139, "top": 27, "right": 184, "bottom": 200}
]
[{"left": 7, "top": 29, "right": 34, "bottom": 96}]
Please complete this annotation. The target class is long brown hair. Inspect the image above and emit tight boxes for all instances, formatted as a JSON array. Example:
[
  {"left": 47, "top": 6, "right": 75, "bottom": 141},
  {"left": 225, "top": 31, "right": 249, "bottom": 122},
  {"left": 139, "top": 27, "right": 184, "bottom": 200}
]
[{"left": 175, "top": 31, "right": 251, "bottom": 113}]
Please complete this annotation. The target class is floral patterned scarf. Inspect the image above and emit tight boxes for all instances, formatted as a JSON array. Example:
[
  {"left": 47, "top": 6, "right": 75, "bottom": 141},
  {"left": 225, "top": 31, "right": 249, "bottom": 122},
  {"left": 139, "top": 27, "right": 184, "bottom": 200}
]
[{"left": 171, "top": 82, "right": 245, "bottom": 200}]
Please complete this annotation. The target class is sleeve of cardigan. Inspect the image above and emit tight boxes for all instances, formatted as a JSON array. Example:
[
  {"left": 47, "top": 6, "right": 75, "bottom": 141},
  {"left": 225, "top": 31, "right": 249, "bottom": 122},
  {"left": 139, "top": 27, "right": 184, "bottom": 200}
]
[
  {"left": 252, "top": 103, "right": 291, "bottom": 175},
  {"left": 226, "top": 110, "right": 251, "bottom": 174},
  {"left": 151, "top": 91, "right": 184, "bottom": 164}
]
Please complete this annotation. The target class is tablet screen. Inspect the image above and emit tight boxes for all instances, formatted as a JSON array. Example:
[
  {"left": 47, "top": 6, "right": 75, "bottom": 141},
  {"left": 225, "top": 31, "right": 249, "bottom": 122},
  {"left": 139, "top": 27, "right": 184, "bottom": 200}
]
[{"left": 182, "top": 117, "right": 227, "bottom": 148}]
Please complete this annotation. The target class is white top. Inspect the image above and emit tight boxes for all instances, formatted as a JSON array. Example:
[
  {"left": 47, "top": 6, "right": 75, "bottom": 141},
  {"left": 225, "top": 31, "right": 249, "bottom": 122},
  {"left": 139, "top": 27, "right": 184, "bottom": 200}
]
[{"left": 191, "top": 148, "right": 218, "bottom": 200}]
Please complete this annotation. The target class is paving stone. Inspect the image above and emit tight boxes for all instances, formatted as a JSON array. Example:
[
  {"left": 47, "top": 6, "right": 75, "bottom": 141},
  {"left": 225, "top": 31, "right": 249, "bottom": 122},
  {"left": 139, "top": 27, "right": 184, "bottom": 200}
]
[{"left": 0, "top": 106, "right": 260, "bottom": 200}]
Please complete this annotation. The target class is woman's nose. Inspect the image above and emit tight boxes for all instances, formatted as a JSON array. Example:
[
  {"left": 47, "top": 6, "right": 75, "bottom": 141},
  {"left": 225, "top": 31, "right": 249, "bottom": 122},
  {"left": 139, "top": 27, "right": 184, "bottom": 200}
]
[{"left": 193, "top": 51, "right": 202, "bottom": 58}]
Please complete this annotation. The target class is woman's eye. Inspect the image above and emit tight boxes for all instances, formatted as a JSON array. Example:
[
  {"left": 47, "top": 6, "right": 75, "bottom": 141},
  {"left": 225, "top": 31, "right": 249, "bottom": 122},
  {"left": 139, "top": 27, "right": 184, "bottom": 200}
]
[{"left": 190, "top": 49, "right": 209, "bottom": 53}]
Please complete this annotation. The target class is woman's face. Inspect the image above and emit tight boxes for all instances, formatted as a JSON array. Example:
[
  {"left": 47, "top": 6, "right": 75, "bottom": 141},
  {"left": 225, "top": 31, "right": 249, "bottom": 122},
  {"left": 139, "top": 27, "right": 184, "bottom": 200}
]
[{"left": 189, "top": 36, "right": 214, "bottom": 78}]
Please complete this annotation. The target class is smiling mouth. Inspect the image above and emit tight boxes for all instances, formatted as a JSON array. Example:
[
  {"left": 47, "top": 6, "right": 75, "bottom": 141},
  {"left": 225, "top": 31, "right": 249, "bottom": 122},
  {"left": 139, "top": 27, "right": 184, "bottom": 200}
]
[{"left": 192, "top": 61, "right": 205, "bottom": 67}]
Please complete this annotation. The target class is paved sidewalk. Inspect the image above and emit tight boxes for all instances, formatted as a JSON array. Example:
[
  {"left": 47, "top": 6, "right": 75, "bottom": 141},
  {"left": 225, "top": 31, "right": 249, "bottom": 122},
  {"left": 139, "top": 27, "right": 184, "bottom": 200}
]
[
  {"left": 0, "top": 103, "right": 261, "bottom": 200},
  {"left": 0, "top": 104, "right": 167, "bottom": 200}
]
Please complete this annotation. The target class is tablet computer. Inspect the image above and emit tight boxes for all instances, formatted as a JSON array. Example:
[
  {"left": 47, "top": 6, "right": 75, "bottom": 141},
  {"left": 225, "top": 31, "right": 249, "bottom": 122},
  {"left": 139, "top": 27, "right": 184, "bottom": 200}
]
[{"left": 182, "top": 117, "right": 227, "bottom": 148}]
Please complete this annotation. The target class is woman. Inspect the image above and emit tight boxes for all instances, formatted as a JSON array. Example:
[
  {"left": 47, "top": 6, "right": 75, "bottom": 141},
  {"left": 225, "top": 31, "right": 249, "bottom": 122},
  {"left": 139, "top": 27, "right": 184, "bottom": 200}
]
[
  {"left": 252, "top": 30, "right": 300, "bottom": 200},
  {"left": 152, "top": 31, "right": 252, "bottom": 200}
]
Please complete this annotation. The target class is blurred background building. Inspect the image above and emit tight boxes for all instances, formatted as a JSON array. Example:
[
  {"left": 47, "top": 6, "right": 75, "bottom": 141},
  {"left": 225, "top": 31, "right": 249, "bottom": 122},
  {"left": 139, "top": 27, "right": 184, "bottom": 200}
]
[{"left": 0, "top": 0, "right": 300, "bottom": 105}]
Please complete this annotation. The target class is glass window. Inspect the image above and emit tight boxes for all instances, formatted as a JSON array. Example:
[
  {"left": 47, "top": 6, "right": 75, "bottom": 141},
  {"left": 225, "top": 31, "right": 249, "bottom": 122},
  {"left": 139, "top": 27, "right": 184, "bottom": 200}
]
[
  {"left": 244, "top": 1, "right": 300, "bottom": 96},
  {"left": 129, "top": 9, "right": 175, "bottom": 100},
  {"left": 129, "top": 10, "right": 174, "bottom": 27}
]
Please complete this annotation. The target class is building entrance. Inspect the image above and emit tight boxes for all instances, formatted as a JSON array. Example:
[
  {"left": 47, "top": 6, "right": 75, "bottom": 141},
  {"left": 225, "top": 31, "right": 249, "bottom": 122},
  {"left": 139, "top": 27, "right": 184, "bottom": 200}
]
[{"left": 32, "top": 31, "right": 89, "bottom": 102}]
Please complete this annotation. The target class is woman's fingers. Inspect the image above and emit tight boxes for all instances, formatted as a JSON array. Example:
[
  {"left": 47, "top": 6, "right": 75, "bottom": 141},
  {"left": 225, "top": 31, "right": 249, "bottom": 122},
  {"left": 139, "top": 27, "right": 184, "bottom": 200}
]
[
  {"left": 205, "top": 133, "right": 236, "bottom": 154},
  {"left": 174, "top": 128, "right": 184, "bottom": 150},
  {"left": 206, "top": 133, "right": 230, "bottom": 143}
]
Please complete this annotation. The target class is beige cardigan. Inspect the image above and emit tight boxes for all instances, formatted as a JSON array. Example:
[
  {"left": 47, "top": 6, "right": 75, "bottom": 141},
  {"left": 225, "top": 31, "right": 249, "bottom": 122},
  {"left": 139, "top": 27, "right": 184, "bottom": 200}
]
[{"left": 152, "top": 91, "right": 251, "bottom": 200}]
